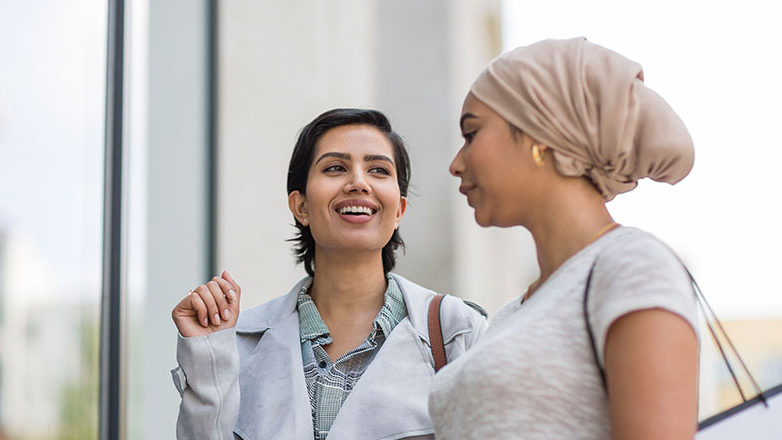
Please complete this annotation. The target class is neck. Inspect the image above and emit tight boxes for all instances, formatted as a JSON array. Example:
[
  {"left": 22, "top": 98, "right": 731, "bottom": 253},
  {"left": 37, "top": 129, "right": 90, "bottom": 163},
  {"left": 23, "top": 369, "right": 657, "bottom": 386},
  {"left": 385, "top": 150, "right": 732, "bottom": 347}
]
[
  {"left": 527, "top": 178, "right": 616, "bottom": 284},
  {"left": 309, "top": 248, "right": 387, "bottom": 320}
]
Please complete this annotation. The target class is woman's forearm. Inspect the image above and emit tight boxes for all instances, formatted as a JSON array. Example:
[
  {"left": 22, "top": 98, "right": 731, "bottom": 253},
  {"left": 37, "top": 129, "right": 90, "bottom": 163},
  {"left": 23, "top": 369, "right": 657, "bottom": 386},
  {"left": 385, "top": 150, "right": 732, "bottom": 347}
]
[{"left": 173, "top": 328, "right": 241, "bottom": 440}]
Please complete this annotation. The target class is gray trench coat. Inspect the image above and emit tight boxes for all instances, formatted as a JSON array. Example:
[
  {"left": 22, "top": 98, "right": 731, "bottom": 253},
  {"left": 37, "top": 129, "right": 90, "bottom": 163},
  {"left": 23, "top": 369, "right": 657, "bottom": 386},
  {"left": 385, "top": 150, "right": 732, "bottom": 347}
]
[{"left": 172, "top": 273, "right": 488, "bottom": 440}]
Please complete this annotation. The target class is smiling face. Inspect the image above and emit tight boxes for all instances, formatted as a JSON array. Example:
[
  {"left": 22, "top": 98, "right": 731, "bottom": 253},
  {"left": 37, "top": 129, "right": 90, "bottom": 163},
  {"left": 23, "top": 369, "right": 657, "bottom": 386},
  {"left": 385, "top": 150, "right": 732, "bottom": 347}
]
[
  {"left": 450, "top": 93, "right": 544, "bottom": 227},
  {"left": 288, "top": 124, "right": 407, "bottom": 258}
]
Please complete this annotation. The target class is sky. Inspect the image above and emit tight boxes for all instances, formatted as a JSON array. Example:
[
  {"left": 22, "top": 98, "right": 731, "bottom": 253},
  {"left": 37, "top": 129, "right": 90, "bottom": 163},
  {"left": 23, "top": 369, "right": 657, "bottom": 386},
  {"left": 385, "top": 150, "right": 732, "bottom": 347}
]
[
  {"left": 502, "top": 0, "right": 782, "bottom": 318},
  {"left": 0, "top": 0, "right": 106, "bottom": 301}
]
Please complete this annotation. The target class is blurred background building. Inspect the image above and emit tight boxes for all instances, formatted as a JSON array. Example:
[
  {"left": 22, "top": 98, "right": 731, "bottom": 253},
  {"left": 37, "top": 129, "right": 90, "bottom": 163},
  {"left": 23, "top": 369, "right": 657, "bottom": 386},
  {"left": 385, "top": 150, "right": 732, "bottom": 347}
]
[{"left": 1, "top": 0, "right": 780, "bottom": 439}]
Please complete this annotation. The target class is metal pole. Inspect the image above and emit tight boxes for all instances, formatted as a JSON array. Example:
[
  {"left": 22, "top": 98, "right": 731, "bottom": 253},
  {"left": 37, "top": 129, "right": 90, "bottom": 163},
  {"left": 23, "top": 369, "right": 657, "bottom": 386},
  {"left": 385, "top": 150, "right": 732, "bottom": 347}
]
[
  {"left": 100, "top": 0, "right": 125, "bottom": 438},
  {"left": 207, "top": 0, "right": 218, "bottom": 276}
]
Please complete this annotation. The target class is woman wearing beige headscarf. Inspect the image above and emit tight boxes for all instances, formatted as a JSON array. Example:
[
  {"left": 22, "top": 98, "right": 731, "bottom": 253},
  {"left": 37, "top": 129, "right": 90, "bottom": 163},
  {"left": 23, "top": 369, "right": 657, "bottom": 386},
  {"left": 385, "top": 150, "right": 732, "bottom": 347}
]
[{"left": 429, "top": 38, "right": 699, "bottom": 439}]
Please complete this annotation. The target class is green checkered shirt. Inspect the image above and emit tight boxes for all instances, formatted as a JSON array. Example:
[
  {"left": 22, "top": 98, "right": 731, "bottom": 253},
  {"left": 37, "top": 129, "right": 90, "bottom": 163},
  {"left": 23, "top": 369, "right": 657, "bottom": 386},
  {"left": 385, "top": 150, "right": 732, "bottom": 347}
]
[{"left": 297, "top": 275, "right": 407, "bottom": 440}]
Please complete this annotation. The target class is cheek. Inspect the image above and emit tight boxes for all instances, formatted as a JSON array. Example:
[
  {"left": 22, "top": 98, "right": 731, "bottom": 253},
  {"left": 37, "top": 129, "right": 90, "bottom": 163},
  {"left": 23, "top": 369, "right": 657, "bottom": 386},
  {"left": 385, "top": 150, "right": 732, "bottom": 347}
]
[
  {"left": 474, "top": 163, "right": 521, "bottom": 213},
  {"left": 304, "top": 180, "right": 334, "bottom": 214},
  {"left": 378, "top": 186, "right": 402, "bottom": 216},
  {"left": 466, "top": 142, "right": 499, "bottom": 176}
]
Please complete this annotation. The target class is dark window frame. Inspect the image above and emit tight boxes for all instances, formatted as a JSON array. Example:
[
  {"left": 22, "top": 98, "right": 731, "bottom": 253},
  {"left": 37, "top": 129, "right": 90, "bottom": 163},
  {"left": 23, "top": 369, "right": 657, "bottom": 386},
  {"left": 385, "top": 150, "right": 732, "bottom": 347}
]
[{"left": 99, "top": 0, "right": 124, "bottom": 438}]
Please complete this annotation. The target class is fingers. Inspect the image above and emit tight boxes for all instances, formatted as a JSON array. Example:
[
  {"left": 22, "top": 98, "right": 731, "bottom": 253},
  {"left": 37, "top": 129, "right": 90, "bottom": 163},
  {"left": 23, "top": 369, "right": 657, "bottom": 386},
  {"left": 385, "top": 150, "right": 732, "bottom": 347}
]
[
  {"left": 212, "top": 276, "right": 238, "bottom": 306},
  {"left": 222, "top": 270, "right": 242, "bottom": 300},
  {"left": 194, "top": 285, "right": 222, "bottom": 326},
  {"left": 189, "top": 290, "right": 210, "bottom": 327},
  {"left": 207, "top": 280, "right": 231, "bottom": 322},
  {"left": 177, "top": 271, "right": 241, "bottom": 330}
]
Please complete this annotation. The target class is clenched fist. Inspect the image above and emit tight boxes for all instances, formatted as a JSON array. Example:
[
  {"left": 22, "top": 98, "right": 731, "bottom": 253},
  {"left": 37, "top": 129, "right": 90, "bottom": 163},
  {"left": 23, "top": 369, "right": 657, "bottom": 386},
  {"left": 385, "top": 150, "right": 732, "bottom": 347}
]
[{"left": 172, "top": 270, "right": 242, "bottom": 338}]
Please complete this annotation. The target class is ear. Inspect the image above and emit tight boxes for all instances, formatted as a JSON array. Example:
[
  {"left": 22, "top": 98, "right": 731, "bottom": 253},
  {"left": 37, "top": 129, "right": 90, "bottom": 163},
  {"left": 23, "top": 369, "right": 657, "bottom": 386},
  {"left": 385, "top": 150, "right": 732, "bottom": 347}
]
[
  {"left": 288, "top": 191, "right": 309, "bottom": 226},
  {"left": 394, "top": 196, "right": 408, "bottom": 229},
  {"left": 523, "top": 133, "right": 547, "bottom": 152}
]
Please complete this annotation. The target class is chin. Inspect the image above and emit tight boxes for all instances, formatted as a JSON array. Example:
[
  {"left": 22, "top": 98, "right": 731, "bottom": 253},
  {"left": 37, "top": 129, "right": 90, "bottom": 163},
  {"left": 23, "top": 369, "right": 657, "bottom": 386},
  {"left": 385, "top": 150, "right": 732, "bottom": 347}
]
[
  {"left": 474, "top": 210, "right": 515, "bottom": 228},
  {"left": 473, "top": 211, "right": 494, "bottom": 228},
  {"left": 338, "top": 234, "right": 391, "bottom": 253}
]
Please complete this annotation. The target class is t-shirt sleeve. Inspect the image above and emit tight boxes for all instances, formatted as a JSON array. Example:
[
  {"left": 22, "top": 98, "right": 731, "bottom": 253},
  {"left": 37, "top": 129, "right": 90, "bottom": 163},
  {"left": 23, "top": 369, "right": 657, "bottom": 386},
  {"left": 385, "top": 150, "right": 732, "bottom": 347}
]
[{"left": 588, "top": 232, "right": 699, "bottom": 369}]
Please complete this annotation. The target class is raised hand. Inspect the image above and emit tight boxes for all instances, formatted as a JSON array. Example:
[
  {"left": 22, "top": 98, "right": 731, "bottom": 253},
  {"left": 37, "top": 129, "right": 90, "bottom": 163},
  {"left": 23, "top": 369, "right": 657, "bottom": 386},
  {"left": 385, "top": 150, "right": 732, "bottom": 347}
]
[{"left": 172, "top": 270, "right": 242, "bottom": 338}]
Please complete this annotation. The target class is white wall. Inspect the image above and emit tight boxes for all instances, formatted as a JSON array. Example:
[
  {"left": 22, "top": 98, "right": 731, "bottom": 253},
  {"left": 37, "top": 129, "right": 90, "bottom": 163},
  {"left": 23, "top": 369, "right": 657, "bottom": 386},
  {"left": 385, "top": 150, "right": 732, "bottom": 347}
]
[
  {"left": 216, "top": 0, "right": 377, "bottom": 305},
  {"left": 216, "top": 0, "right": 532, "bottom": 318}
]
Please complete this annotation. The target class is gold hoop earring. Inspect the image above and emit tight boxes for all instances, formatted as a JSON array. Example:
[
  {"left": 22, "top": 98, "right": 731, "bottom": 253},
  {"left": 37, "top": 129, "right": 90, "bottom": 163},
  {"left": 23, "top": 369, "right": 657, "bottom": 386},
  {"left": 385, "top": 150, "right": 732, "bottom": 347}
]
[{"left": 532, "top": 145, "right": 545, "bottom": 168}]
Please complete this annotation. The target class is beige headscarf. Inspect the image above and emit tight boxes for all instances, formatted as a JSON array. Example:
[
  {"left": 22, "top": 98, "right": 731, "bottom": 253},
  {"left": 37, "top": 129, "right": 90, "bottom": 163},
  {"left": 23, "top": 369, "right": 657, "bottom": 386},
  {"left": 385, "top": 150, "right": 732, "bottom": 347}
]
[{"left": 470, "top": 37, "right": 694, "bottom": 201}]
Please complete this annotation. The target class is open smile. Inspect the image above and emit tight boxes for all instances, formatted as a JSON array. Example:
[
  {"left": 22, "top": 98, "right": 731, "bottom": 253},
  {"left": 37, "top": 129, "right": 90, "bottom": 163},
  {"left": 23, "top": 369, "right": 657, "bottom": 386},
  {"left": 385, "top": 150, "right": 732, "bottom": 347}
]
[{"left": 333, "top": 199, "right": 378, "bottom": 224}]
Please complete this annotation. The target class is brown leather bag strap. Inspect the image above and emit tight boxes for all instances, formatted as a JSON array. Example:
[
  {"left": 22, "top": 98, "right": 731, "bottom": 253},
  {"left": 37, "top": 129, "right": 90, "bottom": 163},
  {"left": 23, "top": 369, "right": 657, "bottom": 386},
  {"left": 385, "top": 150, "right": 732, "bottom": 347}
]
[{"left": 427, "top": 294, "right": 447, "bottom": 372}]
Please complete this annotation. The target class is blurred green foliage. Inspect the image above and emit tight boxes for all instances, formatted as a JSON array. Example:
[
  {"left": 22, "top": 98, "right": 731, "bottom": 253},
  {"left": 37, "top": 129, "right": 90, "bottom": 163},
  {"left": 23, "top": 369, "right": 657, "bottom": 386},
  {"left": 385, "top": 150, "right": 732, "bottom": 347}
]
[{"left": 58, "top": 317, "right": 99, "bottom": 440}]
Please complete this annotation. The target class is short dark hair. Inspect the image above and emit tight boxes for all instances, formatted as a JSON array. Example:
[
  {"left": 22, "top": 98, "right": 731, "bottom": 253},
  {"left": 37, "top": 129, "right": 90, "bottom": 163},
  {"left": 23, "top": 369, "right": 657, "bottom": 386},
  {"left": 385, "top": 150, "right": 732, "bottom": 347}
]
[{"left": 287, "top": 108, "right": 411, "bottom": 276}]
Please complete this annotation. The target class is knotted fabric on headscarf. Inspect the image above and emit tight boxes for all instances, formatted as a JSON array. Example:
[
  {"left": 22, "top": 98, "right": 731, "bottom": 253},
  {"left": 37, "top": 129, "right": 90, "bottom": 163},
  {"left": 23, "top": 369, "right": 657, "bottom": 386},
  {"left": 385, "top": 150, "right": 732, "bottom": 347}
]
[{"left": 470, "top": 37, "right": 694, "bottom": 201}]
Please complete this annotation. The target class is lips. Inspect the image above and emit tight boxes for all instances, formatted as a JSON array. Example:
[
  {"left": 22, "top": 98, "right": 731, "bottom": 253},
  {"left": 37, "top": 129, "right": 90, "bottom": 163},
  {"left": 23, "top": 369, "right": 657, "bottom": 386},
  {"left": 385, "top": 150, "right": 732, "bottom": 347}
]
[
  {"left": 458, "top": 183, "right": 477, "bottom": 208},
  {"left": 334, "top": 199, "right": 378, "bottom": 223},
  {"left": 458, "top": 184, "right": 475, "bottom": 196}
]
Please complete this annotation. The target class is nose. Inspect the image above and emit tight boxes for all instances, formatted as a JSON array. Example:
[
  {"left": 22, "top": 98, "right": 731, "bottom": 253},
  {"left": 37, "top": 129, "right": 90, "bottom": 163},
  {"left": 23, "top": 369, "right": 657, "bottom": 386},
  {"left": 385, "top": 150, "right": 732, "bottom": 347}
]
[
  {"left": 344, "top": 168, "right": 371, "bottom": 193},
  {"left": 449, "top": 146, "right": 465, "bottom": 177}
]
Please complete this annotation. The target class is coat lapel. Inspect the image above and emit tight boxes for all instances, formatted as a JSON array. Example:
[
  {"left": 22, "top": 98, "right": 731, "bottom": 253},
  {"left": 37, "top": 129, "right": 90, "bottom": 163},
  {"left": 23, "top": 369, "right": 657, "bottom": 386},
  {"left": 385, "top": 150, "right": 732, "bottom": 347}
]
[
  {"left": 234, "top": 283, "right": 314, "bottom": 440},
  {"left": 326, "top": 317, "right": 435, "bottom": 439}
]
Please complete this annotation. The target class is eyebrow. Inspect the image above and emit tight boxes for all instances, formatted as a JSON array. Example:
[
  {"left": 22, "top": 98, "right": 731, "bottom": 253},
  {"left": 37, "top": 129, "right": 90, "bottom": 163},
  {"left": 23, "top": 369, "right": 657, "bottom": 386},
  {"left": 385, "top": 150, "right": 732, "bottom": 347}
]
[
  {"left": 460, "top": 113, "right": 478, "bottom": 131},
  {"left": 314, "top": 152, "right": 351, "bottom": 164},
  {"left": 314, "top": 152, "right": 395, "bottom": 166},
  {"left": 364, "top": 154, "right": 395, "bottom": 166}
]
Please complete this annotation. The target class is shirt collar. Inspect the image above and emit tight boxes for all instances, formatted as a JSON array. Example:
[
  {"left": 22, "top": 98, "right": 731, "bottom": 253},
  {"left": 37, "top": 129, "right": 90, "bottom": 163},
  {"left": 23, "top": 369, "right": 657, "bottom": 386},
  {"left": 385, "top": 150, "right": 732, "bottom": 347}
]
[
  {"left": 296, "top": 279, "right": 330, "bottom": 343},
  {"left": 372, "top": 276, "right": 406, "bottom": 339},
  {"left": 296, "top": 275, "right": 407, "bottom": 343}
]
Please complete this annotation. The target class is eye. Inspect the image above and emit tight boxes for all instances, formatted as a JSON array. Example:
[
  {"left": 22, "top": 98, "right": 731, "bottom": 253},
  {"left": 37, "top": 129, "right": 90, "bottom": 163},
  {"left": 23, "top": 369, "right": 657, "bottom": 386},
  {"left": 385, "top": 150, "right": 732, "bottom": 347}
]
[
  {"left": 462, "top": 131, "right": 476, "bottom": 144},
  {"left": 368, "top": 166, "right": 391, "bottom": 175},
  {"left": 324, "top": 164, "right": 346, "bottom": 173}
]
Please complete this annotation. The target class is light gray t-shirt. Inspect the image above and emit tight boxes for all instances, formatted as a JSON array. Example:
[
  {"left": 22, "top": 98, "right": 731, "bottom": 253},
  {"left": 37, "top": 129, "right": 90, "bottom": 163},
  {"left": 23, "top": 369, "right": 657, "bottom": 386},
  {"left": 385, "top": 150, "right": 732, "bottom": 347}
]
[{"left": 428, "top": 226, "right": 698, "bottom": 439}]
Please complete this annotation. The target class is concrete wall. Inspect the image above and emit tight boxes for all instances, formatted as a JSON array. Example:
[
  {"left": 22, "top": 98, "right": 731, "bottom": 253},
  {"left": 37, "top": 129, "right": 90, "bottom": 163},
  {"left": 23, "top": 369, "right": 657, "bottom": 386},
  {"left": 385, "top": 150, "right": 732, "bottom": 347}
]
[
  {"left": 216, "top": 0, "right": 377, "bottom": 304},
  {"left": 216, "top": 0, "right": 535, "bottom": 317}
]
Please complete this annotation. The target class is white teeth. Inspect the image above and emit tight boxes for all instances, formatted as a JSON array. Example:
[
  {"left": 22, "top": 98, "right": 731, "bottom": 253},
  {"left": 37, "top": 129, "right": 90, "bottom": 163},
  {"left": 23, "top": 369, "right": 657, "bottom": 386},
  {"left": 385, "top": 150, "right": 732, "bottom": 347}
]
[{"left": 339, "top": 206, "right": 373, "bottom": 215}]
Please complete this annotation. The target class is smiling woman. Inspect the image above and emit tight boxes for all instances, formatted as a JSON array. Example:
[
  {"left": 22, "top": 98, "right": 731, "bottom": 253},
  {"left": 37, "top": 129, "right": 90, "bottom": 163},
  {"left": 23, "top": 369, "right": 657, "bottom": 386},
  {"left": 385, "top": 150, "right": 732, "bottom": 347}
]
[
  {"left": 286, "top": 113, "right": 410, "bottom": 278},
  {"left": 290, "top": 127, "right": 406, "bottom": 258},
  {"left": 170, "top": 108, "right": 488, "bottom": 440}
]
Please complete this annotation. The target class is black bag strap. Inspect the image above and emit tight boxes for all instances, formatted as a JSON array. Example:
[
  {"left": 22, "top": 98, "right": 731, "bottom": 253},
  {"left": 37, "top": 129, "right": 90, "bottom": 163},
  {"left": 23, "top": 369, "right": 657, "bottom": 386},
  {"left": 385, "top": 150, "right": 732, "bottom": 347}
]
[
  {"left": 583, "top": 257, "right": 767, "bottom": 406},
  {"left": 683, "top": 265, "right": 767, "bottom": 406},
  {"left": 583, "top": 261, "right": 608, "bottom": 393}
]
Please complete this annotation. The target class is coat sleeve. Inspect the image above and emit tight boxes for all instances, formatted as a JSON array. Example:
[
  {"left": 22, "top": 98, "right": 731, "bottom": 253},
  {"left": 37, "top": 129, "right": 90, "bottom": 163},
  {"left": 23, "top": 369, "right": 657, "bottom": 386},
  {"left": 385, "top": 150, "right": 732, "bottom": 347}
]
[
  {"left": 462, "top": 302, "right": 488, "bottom": 351},
  {"left": 441, "top": 296, "right": 489, "bottom": 361},
  {"left": 465, "top": 309, "right": 488, "bottom": 349},
  {"left": 171, "top": 328, "right": 241, "bottom": 440}
]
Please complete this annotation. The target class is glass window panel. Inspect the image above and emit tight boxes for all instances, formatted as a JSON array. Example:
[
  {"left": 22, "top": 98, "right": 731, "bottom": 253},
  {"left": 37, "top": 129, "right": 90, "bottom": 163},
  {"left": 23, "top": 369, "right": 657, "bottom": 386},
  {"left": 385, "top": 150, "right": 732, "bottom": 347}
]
[{"left": 0, "top": 1, "right": 107, "bottom": 438}]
